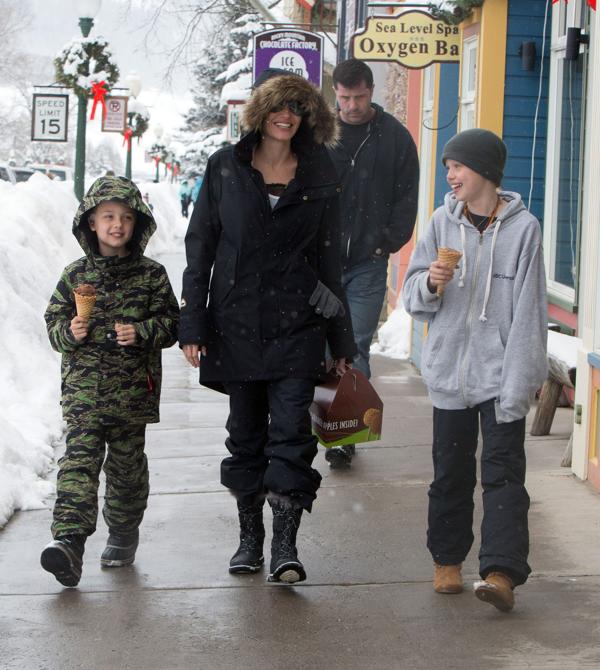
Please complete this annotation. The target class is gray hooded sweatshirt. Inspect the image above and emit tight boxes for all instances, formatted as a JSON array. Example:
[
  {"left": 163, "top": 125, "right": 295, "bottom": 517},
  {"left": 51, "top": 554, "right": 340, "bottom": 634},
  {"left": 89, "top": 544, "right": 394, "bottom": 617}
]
[{"left": 402, "top": 190, "right": 547, "bottom": 423}]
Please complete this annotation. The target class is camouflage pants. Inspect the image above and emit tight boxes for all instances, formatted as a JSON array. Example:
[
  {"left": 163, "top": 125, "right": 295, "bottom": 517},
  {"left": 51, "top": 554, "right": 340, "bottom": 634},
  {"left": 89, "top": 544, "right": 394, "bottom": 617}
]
[{"left": 52, "top": 423, "right": 148, "bottom": 539}]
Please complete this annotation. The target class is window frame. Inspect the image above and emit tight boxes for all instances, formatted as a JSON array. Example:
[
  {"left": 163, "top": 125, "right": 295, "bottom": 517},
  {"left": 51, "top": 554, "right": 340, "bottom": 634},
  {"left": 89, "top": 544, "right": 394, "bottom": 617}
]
[
  {"left": 543, "top": 1, "right": 588, "bottom": 304},
  {"left": 459, "top": 37, "right": 478, "bottom": 131}
]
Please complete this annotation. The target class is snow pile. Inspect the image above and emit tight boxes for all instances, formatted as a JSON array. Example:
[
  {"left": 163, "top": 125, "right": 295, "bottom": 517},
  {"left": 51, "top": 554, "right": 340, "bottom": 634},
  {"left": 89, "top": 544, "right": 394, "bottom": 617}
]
[
  {"left": 0, "top": 175, "right": 184, "bottom": 528},
  {"left": 0, "top": 175, "right": 77, "bottom": 527},
  {"left": 370, "top": 306, "right": 412, "bottom": 360},
  {"left": 138, "top": 182, "right": 188, "bottom": 256}
]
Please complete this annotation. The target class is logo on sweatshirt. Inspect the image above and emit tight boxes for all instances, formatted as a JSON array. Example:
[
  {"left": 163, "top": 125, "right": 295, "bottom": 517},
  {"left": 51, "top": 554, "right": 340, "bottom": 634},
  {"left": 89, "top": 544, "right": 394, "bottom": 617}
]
[{"left": 493, "top": 273, "right": 515, "bottom": 281}]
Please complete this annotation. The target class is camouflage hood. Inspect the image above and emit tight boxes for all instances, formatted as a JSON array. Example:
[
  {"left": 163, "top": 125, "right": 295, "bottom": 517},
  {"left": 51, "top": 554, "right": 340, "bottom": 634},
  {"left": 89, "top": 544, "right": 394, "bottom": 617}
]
[{"left": 73, "top": 176, "right": 156, "bottom": 259}]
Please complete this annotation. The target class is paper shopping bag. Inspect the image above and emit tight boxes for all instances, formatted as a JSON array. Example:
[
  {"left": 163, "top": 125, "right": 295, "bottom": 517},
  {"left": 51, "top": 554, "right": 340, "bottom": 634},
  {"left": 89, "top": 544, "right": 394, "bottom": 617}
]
[{"left": 310, "top": 369, "right": 384, "bottom": 448}]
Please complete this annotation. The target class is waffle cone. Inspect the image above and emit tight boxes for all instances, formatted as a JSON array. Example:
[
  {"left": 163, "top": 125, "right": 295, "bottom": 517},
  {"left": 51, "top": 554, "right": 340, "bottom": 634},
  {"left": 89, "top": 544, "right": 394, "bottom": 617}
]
[
  {"left": 74, "top": 293, "right": 96, "bottom": 319},
  {"left": 436, "top": 247, "right": 462, "bottom": 296}
]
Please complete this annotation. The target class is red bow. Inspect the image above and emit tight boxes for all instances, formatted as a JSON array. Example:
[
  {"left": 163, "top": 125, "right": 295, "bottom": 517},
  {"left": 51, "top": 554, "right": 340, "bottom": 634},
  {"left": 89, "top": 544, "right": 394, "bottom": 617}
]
[
  {"left": 89, "top": 81, "right": 108, "bottom": 121},
  {"left": 166, "top": 162, "right": 172, "bottom": 171},
  {"left": 152, "top": 155, "right": 161, "bottom": 166},
  {"left": 552, "top": 0, "right": 596, "bottom": 9},
  {"left": 122, "top": 127, "right": 133, "bottom": 149}
]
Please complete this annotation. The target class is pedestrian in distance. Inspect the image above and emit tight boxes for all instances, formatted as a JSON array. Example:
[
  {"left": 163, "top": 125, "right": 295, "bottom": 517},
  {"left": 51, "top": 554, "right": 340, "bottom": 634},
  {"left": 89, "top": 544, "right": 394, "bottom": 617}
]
[
  {"left": 40, "top": 176, "right": 180, "bottom": 588},
  {"left": 143, "top": 191, "right": 154, "bottom": 211},
  {"left": 326, "top": 58, "right": 419, "bottom": 469},
  {"left": 179, "top": 179, "right": 193, "bottom": 217},
  {"left": 191, "top": 174, "right": 203, "bottom": 205},
  {"left": 179, "top": 68, "right": 356, "bottom": 584},
  {"left": 402, "top": 128, "right": 548, "bottom": 612}
]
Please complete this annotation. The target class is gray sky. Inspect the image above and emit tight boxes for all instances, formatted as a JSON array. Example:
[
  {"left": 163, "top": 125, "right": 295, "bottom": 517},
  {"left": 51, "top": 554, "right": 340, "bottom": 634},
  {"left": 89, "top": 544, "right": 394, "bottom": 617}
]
[
  {"left": 20, "top": 0, "right": 190, "bottom": 92},
  {"left": 16, "top": 0, "right": 200, "bottom": 148}
]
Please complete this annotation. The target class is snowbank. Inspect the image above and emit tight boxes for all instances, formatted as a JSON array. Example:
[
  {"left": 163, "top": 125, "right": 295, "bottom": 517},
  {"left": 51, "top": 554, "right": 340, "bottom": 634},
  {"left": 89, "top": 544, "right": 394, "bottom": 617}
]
[
  {"left": 370, "top": 306, "right": 412, "bottom": 360},
  {"left": 0, "top": 175, "right": 184, "bottom": 528}
]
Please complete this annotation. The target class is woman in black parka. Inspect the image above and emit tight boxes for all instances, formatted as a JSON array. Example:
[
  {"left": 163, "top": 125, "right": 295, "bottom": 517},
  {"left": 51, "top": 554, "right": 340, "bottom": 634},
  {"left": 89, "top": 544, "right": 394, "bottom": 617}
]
[{"left": 179, "top": 70, "right": 357, "bottom": 584}]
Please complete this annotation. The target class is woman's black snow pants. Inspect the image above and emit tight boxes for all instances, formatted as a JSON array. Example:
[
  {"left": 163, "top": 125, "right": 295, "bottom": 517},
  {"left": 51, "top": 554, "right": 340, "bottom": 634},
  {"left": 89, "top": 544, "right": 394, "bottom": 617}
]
[
  {"left": 427, "top": 399, "right": 530, "bottom": 585},
  {"left": 221, "top": 378, "right": 322, "bottom": 512}
]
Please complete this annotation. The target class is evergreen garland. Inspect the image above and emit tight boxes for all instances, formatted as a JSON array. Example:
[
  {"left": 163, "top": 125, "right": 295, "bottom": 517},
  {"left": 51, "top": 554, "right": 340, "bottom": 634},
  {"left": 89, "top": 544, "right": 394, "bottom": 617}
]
[
  {"left": 54, "top": 37, "right": 119, "bottom": 98},
  {"left": 428, "top": 0, "right": 485, "bottom": 25}
]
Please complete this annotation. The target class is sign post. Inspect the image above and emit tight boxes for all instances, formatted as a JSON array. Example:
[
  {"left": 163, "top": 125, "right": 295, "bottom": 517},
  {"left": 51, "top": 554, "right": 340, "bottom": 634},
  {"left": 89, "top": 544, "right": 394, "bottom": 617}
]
[
  {"left": 253, "top": 29, "right": 323, "bottom": 87},
  {"left": 31, "top": 93, "right": 69, "bottom": 142}
]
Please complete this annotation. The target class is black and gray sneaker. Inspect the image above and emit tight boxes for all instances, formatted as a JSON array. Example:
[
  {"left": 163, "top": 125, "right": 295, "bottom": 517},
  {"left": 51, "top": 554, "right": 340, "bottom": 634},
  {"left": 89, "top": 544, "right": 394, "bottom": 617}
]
[
  {"left": 325, "top": 444, "right": 355, "bottom": 469},
  {"left": 101, "top": 529, "right": 139, "bottom": 568},
  {"left": 40, "top": 536, "right": 85, "bottom": 587}
]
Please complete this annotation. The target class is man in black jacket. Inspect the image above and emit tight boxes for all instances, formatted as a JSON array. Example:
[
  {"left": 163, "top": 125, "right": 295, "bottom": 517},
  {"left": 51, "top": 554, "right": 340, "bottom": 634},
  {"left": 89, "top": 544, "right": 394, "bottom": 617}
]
[{"left": 326, "top": 59, "right": 419, "bottom": 468}]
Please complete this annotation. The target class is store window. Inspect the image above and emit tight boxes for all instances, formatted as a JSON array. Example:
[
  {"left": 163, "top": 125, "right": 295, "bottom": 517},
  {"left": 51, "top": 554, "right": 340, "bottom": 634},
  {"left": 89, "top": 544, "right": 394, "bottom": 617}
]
[
  {"left": 459, "top": 37, "right": 478, "bottom": 130},
  {"left": 544, "top": 1, "right": 589, "bottom": 303}
]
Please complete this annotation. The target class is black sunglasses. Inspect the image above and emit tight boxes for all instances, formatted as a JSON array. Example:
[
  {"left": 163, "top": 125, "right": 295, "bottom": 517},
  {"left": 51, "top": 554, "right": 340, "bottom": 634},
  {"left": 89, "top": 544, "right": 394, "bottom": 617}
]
[{"left": 270, "top": 100, "right": 306, "bottom": 116}]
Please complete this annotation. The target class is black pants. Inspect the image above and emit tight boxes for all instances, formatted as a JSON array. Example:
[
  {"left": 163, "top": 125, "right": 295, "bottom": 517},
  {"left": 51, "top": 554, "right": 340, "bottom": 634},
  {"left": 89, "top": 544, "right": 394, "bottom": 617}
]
[
  {"left": 221, "top": 378, "right": 322, "bottom": 511},
  {"left": 427, "top": 399, "right": 530, "bottom": 585},
  {"left": 181, "top": 197, "right": 190, "bottom": 217}
]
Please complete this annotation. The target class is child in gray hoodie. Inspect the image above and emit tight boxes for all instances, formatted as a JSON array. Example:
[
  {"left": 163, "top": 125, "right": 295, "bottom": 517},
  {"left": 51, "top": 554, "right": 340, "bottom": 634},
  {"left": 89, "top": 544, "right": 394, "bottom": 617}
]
[{"left": 403, "top": 129, "right": 547, "bottom": 612}]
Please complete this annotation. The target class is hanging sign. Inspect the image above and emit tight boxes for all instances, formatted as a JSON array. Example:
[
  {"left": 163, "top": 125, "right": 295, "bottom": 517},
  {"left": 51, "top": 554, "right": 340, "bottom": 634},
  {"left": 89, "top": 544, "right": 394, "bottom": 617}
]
[
  {"left": 352, "top": 10, "right": 461, "bottom": 69},
  {"left": 226, "top": 101, "right": 244, "bottom": 143},
  {"left": 102, "top": 96, "right": 128, "bottom": 133},
  {"left": 31, "top": 93, "right": 69, "bottom": 142},
  {"left": 253, "top": 29, "right": 323, "bottom": 88}
]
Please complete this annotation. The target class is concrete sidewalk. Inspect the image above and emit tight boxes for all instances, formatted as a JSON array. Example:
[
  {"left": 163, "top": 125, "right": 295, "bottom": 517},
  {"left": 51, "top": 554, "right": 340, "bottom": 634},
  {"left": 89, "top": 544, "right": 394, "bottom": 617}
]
[{"left": 2, "top": 265, "right": 600, "bottom": 669}]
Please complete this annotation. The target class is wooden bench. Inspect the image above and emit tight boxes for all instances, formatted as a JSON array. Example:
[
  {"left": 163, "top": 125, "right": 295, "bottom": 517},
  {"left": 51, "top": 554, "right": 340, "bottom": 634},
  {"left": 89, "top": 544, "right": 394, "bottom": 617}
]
[{"left": 530, "top": 330, "right": 581, "bottom": 467}]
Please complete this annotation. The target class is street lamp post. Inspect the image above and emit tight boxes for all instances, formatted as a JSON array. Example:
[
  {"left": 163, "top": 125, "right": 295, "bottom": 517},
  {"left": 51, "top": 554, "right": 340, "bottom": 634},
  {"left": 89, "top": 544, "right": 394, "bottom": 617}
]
[
  {"left": 125, "top": 72, "right": 142, "bottom": 180},
  {"left": 74, "top": 0, "right": 102, "bottom": 201}
]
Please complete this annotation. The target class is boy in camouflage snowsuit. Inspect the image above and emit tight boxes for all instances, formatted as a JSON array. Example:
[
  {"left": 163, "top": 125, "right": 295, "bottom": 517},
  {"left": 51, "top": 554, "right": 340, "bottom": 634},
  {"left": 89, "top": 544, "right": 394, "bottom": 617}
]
[{"left": 40, "top": 176, "right": 179, "bottom": 587}]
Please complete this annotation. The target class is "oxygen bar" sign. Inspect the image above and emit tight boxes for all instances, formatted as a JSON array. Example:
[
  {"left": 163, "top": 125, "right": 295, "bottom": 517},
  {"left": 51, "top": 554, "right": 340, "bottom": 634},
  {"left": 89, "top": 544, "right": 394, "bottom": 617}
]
[{"left": 352, "top": 10, "right": 461, "bottom": 69}]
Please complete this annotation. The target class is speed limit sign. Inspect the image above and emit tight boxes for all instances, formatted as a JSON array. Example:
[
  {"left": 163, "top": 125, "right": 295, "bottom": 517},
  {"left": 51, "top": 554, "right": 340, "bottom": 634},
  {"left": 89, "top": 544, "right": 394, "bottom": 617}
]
[{"left": 31, "top": 94, "right": 69, "bottom": 142}]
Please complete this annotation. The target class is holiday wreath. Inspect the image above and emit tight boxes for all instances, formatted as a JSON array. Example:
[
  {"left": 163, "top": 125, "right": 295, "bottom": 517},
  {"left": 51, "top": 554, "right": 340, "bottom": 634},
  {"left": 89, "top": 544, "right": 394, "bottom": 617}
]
[{"left": 54, "top": 36, "right": 120, "bottom": 98}]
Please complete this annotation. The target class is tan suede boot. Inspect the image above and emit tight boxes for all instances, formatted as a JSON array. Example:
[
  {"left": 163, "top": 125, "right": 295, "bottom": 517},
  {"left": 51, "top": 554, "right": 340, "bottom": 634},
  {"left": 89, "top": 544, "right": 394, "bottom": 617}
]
[
  {"left": 433, "top": 563, "right": 463, "bottom": 594},
  {"left": 474, "top": 571, "right": 515, "bottom": 612}
]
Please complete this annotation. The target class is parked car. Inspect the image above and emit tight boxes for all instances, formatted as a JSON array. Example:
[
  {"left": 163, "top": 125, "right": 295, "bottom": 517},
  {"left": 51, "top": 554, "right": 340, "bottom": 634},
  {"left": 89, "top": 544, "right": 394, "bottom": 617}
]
[
  {"left": 0, "top": 164, "right": 35, "bottom": 184},
  {"left": 29, "top": 164, "right": 73, "bottom": 181}
]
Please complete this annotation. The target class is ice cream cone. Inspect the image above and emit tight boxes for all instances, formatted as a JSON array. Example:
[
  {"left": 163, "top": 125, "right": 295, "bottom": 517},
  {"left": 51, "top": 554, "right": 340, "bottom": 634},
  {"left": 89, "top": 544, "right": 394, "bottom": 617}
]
[
  {"left": 74, "top": 284, "right": 97, "bottom": 319},
  {"left": 436, "top": 247, "right": 462, "bottom": 297}
]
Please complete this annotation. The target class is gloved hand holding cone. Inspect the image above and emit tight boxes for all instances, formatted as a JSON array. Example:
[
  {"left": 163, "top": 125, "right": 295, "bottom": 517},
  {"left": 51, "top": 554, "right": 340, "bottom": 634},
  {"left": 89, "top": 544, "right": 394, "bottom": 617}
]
[
  {"left": 73, "top": 284, "right": 97, "bottom": 320},
  {"left": 436, "top": 248, "right": 462, "bottom": 297}
]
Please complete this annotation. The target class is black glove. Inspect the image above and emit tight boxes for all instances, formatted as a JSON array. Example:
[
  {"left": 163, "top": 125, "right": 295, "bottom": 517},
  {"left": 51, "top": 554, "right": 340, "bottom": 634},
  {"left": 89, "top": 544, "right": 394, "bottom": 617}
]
[{"left": 309, "top": 281, "right": 346, "bottom": 319}]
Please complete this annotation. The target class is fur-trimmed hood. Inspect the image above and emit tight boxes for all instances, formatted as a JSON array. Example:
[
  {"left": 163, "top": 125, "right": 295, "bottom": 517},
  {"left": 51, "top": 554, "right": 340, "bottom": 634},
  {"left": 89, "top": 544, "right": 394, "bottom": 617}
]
[{"left": 242, "top": 74, "right": 338, "bottom": 146}]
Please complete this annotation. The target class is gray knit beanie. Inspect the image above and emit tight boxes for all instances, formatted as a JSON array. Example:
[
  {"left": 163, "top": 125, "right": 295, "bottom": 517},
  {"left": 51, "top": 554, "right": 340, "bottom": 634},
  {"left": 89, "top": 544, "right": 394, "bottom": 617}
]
[{"left": 442, "top": 128, "right": 507, "bottom": 186}]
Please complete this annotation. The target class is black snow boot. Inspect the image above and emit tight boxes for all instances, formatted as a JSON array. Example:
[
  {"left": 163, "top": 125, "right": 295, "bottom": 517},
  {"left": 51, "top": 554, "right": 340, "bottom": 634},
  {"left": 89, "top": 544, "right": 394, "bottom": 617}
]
[
  {"left": 101, "top": 528, "right": 139, "bottom": 568},
  {"left": 325, "top": 445, "right": 354, "bottom": 469},
  {"left": 229, "top": 499, "right": 265, "bottom": 574},
  {"left": 40, "top": 535, "right": 85, "bottom": 587},
  {"left": 267, "top": 496, "right": 306, "bottom": 584}
]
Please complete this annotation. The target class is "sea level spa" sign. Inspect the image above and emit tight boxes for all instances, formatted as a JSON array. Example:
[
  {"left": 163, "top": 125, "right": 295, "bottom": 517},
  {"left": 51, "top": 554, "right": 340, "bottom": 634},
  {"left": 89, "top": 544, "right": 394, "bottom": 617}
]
[{"left": 352, "top": 10, "right": 461, "bottom": 69}]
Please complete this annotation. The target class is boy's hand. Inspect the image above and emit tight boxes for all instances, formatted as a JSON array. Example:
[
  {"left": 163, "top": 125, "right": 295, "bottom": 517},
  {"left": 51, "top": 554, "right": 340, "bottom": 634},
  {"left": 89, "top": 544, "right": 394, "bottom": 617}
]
[
  {"left": 427, "top": 260, "right": 455, "bottom": 293},
  {"left": 115, "top": 322, "right": 137, "bottom": 346},
  {"left": 182, "top": 344, "right": 207, "bottom": 368},
  {"left": 70, "top": 316, "right": 89, "bottom": 342}
]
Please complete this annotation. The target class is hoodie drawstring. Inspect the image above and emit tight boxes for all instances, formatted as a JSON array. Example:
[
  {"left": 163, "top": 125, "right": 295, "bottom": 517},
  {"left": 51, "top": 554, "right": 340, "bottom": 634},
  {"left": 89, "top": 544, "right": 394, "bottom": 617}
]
[
  {"left": 458, "top": 223, "right": 467, "bottom": 287},
  {"left": 478, "top": 219, "right": 502, "bottom": 322}
]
